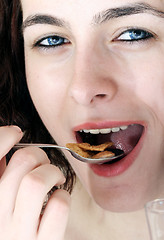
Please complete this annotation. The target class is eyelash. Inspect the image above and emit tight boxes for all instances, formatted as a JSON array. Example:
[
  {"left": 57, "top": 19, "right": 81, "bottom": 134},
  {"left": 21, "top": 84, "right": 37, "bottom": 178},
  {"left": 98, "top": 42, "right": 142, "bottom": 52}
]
[{"left": 33, "top": 28, "right": 154, "bottom": 50}]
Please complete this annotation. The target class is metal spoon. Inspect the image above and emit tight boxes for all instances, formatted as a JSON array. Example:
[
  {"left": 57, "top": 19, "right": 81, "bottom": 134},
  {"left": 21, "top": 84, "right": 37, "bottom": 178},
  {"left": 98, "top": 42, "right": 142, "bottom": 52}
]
[{"left": 14, "top": 143, "right": 125, "bottom": 164}]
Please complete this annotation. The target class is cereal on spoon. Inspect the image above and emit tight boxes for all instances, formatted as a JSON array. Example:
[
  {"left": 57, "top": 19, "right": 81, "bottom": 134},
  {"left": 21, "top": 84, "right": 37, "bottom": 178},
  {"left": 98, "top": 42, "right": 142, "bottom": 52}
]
[{"left": 66, "top": 142, "right": 115, "bottom": 159}]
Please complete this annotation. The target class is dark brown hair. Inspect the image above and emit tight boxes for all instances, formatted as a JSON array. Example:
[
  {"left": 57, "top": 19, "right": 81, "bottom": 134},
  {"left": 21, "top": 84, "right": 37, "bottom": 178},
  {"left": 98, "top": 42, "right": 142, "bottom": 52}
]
[{"left": 0, "top": 0, "right": 75, "bottom": 192}]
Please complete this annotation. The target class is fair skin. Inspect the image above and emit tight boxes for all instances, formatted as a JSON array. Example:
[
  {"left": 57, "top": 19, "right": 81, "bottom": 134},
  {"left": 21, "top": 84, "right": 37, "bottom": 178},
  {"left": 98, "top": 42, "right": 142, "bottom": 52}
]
[
  {"left": 1, "top": 0, "right": 164, "bottom": 239},
  {"left": 0, "top": 126, "right": 70, "bottom": 240}
]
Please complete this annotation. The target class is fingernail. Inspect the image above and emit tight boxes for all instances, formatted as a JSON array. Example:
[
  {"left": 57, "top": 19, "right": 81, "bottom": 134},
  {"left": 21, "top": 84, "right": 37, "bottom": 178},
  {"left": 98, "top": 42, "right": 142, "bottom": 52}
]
[{"left": 9, "top": 125, "right": 22, "bottom": 133}]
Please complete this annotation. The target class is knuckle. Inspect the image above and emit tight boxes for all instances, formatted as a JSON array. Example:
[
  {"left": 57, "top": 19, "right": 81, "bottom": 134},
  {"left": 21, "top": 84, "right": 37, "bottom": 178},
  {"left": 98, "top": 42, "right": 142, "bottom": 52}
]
[
  {"left": 12, "top": 148, "right": 38, "bottom": 167},
  {"left": 49, "top": 190, "right": 71, "bottom": 211},
  {"left": 50, "top": 165, "right": 65, "bottom": 179},
  {"left": 12, "top": 147, "right": 49, "bottom": 167},
  {"left": 22, "top": 172, "right": 46, "bottom": 192}
]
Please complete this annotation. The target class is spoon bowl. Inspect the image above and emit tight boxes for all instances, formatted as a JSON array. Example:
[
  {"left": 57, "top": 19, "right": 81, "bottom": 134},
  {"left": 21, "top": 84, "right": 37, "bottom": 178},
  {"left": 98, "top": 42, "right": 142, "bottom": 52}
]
[{"left": 14, "top": 143, "right": 125, "bottom": 164}]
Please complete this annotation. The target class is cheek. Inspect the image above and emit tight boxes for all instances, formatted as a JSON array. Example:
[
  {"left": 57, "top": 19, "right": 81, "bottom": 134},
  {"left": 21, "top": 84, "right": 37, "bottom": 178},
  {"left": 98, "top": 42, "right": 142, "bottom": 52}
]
[
  {"left": 135, "top": 74, "right": 164, "bottom": 125},
  {"left": 25, "top": 54, "right": 69, "bottom": 109},
  {"left": 127, "top": 52, "right": 164, "bottom": 125},
  {"left": 25, "top": 63, "right": 69, "bottom": 133}
]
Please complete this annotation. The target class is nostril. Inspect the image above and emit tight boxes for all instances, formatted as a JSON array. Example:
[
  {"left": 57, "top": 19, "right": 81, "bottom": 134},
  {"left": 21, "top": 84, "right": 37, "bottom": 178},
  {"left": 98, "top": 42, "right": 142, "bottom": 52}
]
[
  {"left": 96, "top": 94, "right": 107, "bottom": 98},
  {"left": 91, "top": 93, "right": 110, "bottom": 103}
]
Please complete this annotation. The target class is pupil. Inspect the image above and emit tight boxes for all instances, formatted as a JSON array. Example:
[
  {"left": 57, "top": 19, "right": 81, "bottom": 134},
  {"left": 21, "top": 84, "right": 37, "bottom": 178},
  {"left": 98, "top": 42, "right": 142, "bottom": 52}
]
[
  {"left": 134, "top": 30, "right": 141, "bottom": 35},
  {"left": 131, "top": 30, "right": 143, "bottom": 39},
  {"left": 48, "top": 37, "right": 60, "bottom": 45}
]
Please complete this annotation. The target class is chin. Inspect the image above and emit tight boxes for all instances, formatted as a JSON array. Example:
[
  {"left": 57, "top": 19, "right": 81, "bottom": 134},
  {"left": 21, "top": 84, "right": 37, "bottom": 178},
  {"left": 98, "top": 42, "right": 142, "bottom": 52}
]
[{"left": 93, "top": 193, "right": 148, "bottom": 213}]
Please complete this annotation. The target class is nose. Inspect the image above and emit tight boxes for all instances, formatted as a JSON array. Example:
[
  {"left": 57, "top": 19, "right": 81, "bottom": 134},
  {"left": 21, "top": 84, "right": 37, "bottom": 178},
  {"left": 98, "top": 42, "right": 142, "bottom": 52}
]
[{"left": 69, "top": 49, "right": 118, "bottom": 106}]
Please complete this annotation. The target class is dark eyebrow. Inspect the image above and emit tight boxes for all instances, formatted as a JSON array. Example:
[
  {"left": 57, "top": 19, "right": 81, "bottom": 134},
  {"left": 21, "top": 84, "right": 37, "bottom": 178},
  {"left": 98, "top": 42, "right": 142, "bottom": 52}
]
[
  {"left": 22, "top": 2, "right": 164, "bottom": 31},
  {"left": 22, "top": 14, "right": 70, "bottom": 31},
  {"left": 93, "top": 2, "right": 164, "bottom": 24}
]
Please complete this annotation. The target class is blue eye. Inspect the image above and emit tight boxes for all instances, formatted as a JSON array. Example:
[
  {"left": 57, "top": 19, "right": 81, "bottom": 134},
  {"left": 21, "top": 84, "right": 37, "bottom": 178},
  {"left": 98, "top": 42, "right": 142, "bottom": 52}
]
[
  {"left": 36, "top": 36, "right": 69, "bottom": 47},
  {"left": 117, "top": 29, "right": 153, "bottom": 42}
]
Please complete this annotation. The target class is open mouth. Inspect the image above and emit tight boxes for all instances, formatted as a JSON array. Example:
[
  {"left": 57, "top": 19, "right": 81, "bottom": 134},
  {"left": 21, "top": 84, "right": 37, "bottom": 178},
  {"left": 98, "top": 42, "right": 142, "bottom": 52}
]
[{"left": 75, "top": 123, "right": 144, "bottom": 164}]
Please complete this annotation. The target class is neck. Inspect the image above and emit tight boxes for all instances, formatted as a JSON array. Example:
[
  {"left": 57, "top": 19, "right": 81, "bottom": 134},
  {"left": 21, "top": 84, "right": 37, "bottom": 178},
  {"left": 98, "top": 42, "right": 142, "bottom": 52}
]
[{"left": 65, "top": 179, "right": 150, "bottom": 240}]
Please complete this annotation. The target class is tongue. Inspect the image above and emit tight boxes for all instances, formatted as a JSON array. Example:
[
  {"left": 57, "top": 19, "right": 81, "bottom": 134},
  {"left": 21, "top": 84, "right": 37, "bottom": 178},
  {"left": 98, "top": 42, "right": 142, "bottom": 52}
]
[
  {"left": 111, "top": 124, "right": 144, "bottom": 154},
  {"left": 98, "top": 124, "right": 144, "bottom": 154}
]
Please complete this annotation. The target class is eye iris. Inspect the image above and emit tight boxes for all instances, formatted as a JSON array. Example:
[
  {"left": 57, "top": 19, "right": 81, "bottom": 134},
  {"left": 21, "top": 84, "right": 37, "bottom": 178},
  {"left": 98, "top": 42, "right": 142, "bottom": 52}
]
[
  {"left": 129, "top": 30, "right": 147, "bottom": 40},
  {"left": 48, "top": 36, "right": 62, "bottom": 45}
]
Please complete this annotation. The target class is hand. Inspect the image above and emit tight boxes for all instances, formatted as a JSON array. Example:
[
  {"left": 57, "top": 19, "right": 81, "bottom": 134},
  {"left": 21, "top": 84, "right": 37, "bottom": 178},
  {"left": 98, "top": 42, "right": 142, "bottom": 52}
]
[{"left": 0, "top": 126, "right": 70, "bottom": 240}]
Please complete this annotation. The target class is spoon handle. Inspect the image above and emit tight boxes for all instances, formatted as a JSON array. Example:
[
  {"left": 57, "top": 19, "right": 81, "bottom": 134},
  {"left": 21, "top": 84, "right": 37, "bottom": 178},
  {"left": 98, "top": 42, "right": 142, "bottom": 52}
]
[{"left": 14, "top": 143, "right": 68, "bottom": 150}]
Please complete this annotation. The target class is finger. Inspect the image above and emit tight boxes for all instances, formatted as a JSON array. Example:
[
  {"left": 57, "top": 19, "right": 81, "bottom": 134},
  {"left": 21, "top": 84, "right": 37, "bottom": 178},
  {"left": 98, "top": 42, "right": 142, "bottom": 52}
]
[
  {"left": 13, "top": 164, "right": 65, "bottom": 239},
  {"left": 0, "top": 147, "right": 51, "bottom": 214},
  {"left": 0, "top": 125, "right": 23, "bottom": 160},
  {"left": 38, "top": 189, "right": 71, "bottom": 240},
  {"left": 0, "top": 157, "right": 6, "bottom": 177}
]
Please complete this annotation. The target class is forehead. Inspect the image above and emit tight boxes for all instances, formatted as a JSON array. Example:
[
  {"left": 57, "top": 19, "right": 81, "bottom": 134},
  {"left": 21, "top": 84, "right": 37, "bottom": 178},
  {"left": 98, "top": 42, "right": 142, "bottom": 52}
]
[{"left": 21, "top": 0, "right": 164, "bottom": 21}]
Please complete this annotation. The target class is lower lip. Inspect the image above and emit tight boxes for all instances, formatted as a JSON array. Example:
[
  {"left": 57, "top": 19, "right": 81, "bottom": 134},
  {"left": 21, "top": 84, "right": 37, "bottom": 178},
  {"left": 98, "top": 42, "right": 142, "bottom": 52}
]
[{"left": 89, "top": 129, "right": 145, "bottom": 177}]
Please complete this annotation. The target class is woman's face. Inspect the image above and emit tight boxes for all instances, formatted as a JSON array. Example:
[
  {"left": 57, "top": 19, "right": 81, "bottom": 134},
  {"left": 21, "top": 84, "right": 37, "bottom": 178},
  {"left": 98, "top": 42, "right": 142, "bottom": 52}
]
[{"left": 21, "top": 0, "right": 164, "bottom": 212}]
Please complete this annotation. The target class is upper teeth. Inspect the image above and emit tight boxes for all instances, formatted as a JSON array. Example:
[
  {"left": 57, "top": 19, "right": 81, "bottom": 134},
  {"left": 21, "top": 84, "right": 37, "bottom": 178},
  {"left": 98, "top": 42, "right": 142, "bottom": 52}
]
[{"left": 80, "top": 125, "right": 128, "bottom": 134}]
